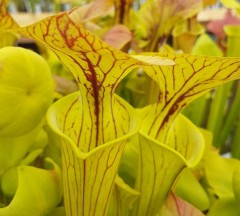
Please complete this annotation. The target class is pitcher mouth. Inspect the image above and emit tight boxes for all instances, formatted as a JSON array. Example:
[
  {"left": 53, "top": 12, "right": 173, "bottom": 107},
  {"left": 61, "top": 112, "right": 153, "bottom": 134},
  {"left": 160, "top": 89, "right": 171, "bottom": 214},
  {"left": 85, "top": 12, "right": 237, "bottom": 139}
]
[
  {"left": 138, "top": 128, "right": 204, "bottom": 168},
  {"left": 46, "top": 91, "right": 141, "bottom": 158}
]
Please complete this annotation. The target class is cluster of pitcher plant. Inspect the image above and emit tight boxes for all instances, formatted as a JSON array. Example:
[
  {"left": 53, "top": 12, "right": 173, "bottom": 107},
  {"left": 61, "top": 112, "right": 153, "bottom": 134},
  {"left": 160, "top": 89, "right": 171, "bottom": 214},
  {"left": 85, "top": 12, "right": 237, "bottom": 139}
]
[{"left": 1, "top": 0, "right": 240, "bottom": 215}]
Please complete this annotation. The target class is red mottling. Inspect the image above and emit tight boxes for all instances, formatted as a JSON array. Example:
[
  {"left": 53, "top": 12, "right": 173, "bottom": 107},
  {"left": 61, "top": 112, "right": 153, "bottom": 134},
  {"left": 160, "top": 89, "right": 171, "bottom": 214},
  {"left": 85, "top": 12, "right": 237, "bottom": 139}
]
[
  {"left": 86, "top": 73, "right": 93, "bottom": 83},
  {"left": 68, "top": 36, "right": 76, "bottom": 48}
]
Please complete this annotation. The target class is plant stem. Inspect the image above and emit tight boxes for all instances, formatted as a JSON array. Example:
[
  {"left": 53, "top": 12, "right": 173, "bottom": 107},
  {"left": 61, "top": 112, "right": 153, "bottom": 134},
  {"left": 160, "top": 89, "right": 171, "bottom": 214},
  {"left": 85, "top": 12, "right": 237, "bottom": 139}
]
[
  {"left": 217, "top": 81, "right": 240, "bottom": 151},
  {"left": 207, "top": 82, "right": 233, "bottom": 147}
]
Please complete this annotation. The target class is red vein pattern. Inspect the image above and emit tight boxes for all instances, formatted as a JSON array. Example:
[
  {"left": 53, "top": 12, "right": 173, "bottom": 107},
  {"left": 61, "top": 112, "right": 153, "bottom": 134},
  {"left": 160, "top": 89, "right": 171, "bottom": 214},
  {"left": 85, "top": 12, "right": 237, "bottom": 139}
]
[
  {"left": 0, "top": 0, "right": 19, "bottom": 29},
  {"left": 133, "top": 52, "right": 240, "bottom": 216},
  {"left": 13, "top": 12, "right": 146, "bottom": 152},
  {"left": 8, "top": 10, "right": 149, "bottom": 216},
  {"left": 61, "top": 135, "right": 125, "bottom": 216},
  {"left": 131, "top": 132, "right": 186, "bottom": 216},
  {"left": 141, "top": 53, "right": 240, "bottom": 142},
  {"left": 48, "top": 89, "right": 139, "bottom": 216}
]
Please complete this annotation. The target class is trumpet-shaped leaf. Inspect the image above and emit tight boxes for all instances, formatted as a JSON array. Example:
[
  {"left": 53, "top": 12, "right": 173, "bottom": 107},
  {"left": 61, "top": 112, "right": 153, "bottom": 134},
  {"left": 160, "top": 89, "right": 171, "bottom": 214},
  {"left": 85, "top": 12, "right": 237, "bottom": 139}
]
[
  {"left": 9, "top": 6, "right": 240, "bottom": 216},
  {"left": 47, "top": 91, "right": 140, "bottom": 216},
  {"left": 108, "top": 176, "right": 140, "bottom": 216},
  {"left": 131, "top": 114, "right": 204, "bottom": 216},
  {"left": 204, "top": 150, "right": 240, "bottom": 198},
  {"left": 0, "top": 161, "right": 62, "bottom": 216},
  {"left": 8, "top": 12, "right": 173, "bottom": 216},
  {"left": 130, "top": 132, "right": 186, "bottom": 216},
  {"left": 172, "top": 17, "right": 204, "bottom": 53},
  {"left": 224, "top": 25, "right": 240, "bottom": 57},
  {"left": 11, "top": 12, "right": 173, "bottom": 152},
  {"left": 1, "top": 147, "right": 44, "bottom": 196},
  {"left": 203, "top": 149, "right": 240, "bottom": 216},
  {"left": 131, "top": 0, "right": 202, "bottom": 50}
]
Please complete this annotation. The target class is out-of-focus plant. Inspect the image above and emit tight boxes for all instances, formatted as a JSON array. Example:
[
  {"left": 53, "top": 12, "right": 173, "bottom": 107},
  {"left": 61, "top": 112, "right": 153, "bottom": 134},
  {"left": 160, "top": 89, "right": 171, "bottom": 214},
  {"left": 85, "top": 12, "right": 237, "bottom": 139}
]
[
  {"left": 0, "top": 0, "right": 19, "bottom": 46},
  {"left": 0, "top": 45, "right": 62, "bottom": 215},
  {"left": 2, "top": 0, "right": 240, "bottom": 215},
  {"left": 182, "top": 2, "right": 240, "bottom": 156}
]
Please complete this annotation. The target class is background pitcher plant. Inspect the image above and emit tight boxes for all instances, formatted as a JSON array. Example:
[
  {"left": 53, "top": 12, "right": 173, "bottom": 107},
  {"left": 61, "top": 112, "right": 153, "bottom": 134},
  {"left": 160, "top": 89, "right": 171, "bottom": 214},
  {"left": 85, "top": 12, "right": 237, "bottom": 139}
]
[{"left": 2, "top": 0, "right": 240, "bottom": 215}]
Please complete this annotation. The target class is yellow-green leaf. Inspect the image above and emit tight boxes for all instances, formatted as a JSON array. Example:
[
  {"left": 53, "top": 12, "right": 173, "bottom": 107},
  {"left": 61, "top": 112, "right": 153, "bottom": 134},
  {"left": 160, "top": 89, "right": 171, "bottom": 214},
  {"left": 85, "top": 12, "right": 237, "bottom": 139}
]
[
  {"left": 131, "top": 0, "right": 202, "bottom": 51},
  {"left": 0, "top": 0, "right": 19, "bottom": 47},
  {"left": 0, "top": 124, "right": 41, "bottom": 175},
  {"left": 164, "top": 114, "right": 204, "bottom": 167},
  {"left": 118, "top": 134, "right": 140, "bottom": 187},
  {"left": 0, "top": 0, "right": 18, "bottom": 29},
  {"left": 207, "top": 197, "right": 240, "bottom": 216},
  {"left": 8, "top": 11, "right": 173, "bottom": 216},
  {"left": 203, "top": 0, "right": 217, "bottom": 7},
  {"left": 141, "top": 53, "right": 240, "bottom": 142},
  {"left": 172, "top": 17, "right": 205, "bottom": 53},
  {"left": 1, "top": 166, "right": 18, "bottom": 197},
  {"left": 47, "top": 207, "right": 65, "bottom": 216},
  {"left": 173, "top": 17, "right": 204, "bottom": 38},
  {"left": 204, "top": 150, "right": 240, "bottom": 198},
  {"left": 191, "top": 33, "right": 223, "bottom": 56},
  {"left": 0, "top": 47, "right": 54, "bottom": 137},
  {"left": 11, "top": 12, "right": 173, "bottom": 151},
  {"left": 130, "top": 131, "right": 186, "bottom": 216},
  {"left": 108, "top": 176, "right": 140, "bottom": 216},
  {"left": 1, "top": 149, "right": 42, "bottom": 196},
  {"left": 233, "top": 168, "right": 240, "bottom": 201},
  {"left": 132, "top": 54, "right": 175, "bottom": 66},
  {"left": 224, "top": 25, "right": 240, "bottom": 57},
  {"left": 47, "top": 91, "right": 141, "bottom": 216},
  {"left": 221, "top": 0, "right": 240, "bottom": 9},
  {"left": 0, "top": 162, "right": 62, "bottom": 216},
  {"left": 131, "top": 114, "right": 204, "bottom": 215}
]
